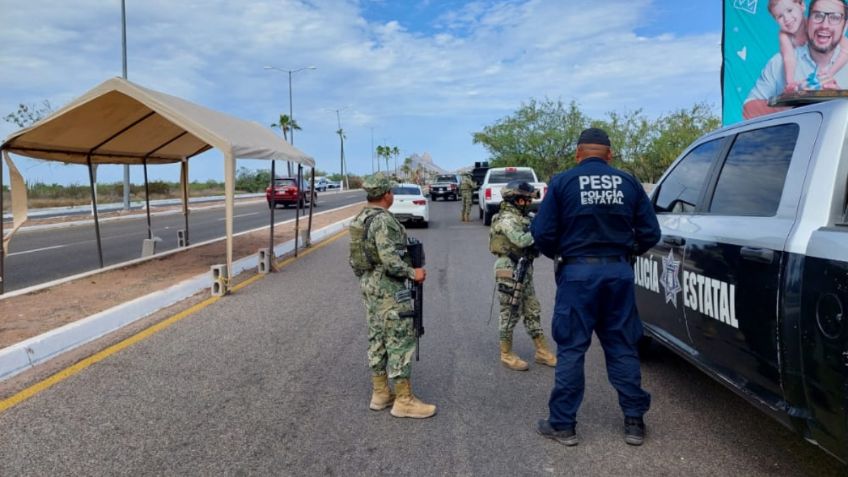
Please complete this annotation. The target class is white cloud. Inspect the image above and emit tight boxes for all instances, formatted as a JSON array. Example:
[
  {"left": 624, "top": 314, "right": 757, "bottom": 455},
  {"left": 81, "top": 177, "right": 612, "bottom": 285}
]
[{"left": 0, "top": 0, "right": 720, "bottom": 184}]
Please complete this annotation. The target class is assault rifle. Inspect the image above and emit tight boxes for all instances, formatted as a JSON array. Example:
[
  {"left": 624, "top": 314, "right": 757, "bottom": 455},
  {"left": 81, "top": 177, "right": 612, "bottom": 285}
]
[
  {"left": 400, "top": 237, "right": 425, "bottom": 361},
  {"left": 508, "top": 255, "right": 532, "bottom": 317}
]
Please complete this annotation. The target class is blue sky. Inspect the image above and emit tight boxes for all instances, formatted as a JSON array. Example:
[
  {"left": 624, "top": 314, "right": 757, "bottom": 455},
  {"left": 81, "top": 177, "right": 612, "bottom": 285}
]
[{"left": 0, "top": 0, "right": 722, "bottom": 186}]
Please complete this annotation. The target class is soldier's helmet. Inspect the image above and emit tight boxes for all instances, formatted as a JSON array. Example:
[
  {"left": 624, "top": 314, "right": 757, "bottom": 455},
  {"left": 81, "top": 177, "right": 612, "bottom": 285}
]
[
  {"left": 362, "top": 173, "right": 397, "bottom": 200},
  {"left": 501, "top": 180, "right": 535, "bottom": 203}
]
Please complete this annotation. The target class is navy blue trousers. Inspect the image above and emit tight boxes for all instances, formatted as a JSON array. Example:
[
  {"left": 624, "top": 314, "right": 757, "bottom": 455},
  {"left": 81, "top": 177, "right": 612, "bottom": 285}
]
[{"left": 548, "top": 261, "right": 650, "bottom": 429}]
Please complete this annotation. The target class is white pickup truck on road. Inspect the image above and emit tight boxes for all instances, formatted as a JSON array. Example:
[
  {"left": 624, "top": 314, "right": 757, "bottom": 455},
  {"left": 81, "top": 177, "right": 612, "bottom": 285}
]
[{"left": 477, "top": 166, "right": 547, "bottom": 225}]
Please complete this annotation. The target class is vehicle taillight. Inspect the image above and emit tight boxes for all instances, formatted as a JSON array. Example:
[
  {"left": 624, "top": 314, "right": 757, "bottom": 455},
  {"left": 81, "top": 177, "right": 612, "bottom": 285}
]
[
  {"left": 543, "top": 186, "right": 547, "bottom": 198},
  {"left": 506, "top": 167, "right": 517, "bottom": 172},
  {"left": 450, "top": 184, "right": 456, "bottom": 190},
  {"left": 485, "top": 188, "right": 492, "bottom": 200},
  {"left": 413, "top": 199, "right": 426, "bottom": 205}
]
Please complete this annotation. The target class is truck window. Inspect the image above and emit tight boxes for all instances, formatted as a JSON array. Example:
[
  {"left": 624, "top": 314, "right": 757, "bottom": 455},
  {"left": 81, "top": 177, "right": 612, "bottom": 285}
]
[
  {"left": 654, "top": 139, "right": 722, "bottom": 213},
  {"left": 709, "top": 124, "right": 798, "bottom": 217},
  {"left": 487, "top": 170, "right": 536, "bottom": 183}
]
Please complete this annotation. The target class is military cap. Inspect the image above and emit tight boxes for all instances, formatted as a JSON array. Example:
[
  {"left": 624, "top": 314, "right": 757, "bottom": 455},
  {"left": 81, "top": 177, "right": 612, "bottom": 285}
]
[
  {"left": 577, "top": 127, "right": 611, "bottom": 147},
  {"left": 362, "top": 173, "right": 397, "bottom": 199}
]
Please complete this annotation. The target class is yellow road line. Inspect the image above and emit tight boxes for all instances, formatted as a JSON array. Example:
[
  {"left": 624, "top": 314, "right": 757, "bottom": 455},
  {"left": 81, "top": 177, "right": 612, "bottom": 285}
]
[{"left": 0, "top": 229, "right": 350, "bottom": 414}]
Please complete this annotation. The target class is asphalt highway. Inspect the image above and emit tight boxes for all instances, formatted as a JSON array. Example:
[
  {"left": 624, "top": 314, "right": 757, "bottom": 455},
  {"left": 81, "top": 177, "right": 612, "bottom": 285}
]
[
  {"left": 0, "top": 201, "right": 844, "bottom": 475},
  {"left": 2, "top": 190, "right": 365, "bottom": 291}
]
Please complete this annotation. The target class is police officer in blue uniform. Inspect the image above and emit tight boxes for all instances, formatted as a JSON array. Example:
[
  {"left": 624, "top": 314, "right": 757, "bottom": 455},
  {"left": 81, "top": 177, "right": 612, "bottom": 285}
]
[{"left": 531, "top": 127, "right": 661, "bottom": 446}]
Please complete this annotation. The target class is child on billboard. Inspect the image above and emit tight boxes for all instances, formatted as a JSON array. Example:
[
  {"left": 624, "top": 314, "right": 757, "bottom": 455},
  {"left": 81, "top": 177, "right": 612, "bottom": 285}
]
[{"left": 771, "top": 0, "right": 848, "bottom": 90}]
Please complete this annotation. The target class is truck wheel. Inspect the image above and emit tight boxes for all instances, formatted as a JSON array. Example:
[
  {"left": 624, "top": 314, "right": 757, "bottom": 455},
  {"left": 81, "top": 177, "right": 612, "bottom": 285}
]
[
  {"left": 483, "top": 210, "right": 493, "bottom": 226},
  {"left": 479, "top": 208, "right": 483, "bottom": 219}
]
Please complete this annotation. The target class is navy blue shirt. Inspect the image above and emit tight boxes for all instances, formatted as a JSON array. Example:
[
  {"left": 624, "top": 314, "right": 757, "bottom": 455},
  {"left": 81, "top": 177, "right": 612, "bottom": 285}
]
[{"left": 531, "top": 157, "right": 660, "bottom": 259}]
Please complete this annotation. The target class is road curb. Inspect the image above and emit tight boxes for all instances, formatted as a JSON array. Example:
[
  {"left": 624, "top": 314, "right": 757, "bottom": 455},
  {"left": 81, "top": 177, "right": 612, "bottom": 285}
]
[{"left": 0, "top": 216, "right": 355, "bottom": 381}]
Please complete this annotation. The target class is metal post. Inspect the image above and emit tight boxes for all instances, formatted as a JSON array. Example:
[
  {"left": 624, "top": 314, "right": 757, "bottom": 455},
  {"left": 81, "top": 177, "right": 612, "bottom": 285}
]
[
  {"left": 268, "top": 160, "right": 276, "bottom": 270},
  {"left": 87, "top": 155, "right": 104, "bottom": 268},
  {"left": 1, "top": 150, "right": 5, "bottom": 295},
  {"left": 306, "top": 167, "right": 315, "bottom": 246},
  {"left": 143, "top": 157, "right": 151, "bottom": 239},
  {"left": 121, "top": 0, "right": 130, "bottom": 211},
  {"left": 295, "top": 164, "right": 302, "bottom": 257},
  {"left": 182, "top": 159, "right": 190, "bottom": 246}
]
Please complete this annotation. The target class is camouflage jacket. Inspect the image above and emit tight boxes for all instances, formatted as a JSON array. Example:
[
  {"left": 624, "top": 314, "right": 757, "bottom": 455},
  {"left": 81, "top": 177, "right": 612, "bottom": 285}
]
[
  {"left": 460, "top": 176, "right": 475, "bottom": 193},
  {"left": 489, "top": 202, "right": 534, "bottom": 257},
  {"left": 367, "top": 209, "right": 416, "bottom": 282}
]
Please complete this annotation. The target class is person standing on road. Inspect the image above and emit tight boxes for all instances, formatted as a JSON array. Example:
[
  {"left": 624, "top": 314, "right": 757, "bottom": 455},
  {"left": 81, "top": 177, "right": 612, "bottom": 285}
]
[
  {"left": 531, "top": 128, "right": 660, "bottom": 446},
  {"left": 348, "top": 173, "right": 436, "bottom": 419},
  {"left": 460, "top": 172, "right": 476, "bottom": 222},
  {"left": 489, "top": 181, "right": 557, "bottom": 371}
]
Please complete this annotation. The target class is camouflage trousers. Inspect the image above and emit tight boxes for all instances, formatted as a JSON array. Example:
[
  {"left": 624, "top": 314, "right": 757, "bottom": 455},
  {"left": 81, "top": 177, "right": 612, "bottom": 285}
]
[
  {"left": 494, "top": 256, "right": 543, "bottom": 342},
  {"left": 461, "top": 192, "right": 473, "bottom": 216},
  {"left": 359, "top": 272, "right": 416, "bottom": 379}
]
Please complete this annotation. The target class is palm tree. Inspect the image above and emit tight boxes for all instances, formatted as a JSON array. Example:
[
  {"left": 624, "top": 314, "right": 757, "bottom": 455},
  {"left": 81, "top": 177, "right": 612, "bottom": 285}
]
[
  {"left": 271, "top": 114, "right": 301, "bottom": 175},
  {"left": 401, "top": 156, "right": 413, "bottom": 179},
  {"left": 392, "top": 146, "right": 400, "bottom": 176},
  {"left": 376, "top": 145, "right": 390, "bottom": 173}
]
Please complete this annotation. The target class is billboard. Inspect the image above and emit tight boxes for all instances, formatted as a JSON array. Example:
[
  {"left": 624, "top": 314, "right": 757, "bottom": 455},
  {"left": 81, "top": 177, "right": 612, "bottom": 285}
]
[{"left": 723, "top": 0, "right": 848, "bottom": 125}]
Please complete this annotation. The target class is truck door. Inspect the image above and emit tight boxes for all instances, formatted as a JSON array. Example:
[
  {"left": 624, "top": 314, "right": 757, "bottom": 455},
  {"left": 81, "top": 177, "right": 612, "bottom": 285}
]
[
  {"left": 684, "top": 119, "right": 815, "bottom": 409},
  {"left": 800, "top": 229, "right": 848, "bottom": 461},
  {"left": 636, "top": 138, "right": 727, "bottom": 351}
]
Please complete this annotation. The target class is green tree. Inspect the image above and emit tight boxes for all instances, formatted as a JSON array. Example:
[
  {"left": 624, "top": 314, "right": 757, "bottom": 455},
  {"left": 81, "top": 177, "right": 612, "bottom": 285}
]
[
  {"left": 591, "top": 109, "right": 654, "bottom": 177},
  {"left": 4, "top": 100, "right": 54, "bottom": 128},
  {"left": 472, "top": 99, "right": 588, "bottom": 181},
  {"left": 641, "top": 103, "right": 720, "bottom": 183}
]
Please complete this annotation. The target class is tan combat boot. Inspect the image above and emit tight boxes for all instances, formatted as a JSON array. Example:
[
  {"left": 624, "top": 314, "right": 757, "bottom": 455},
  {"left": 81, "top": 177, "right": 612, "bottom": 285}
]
[
  {"left": 533, "top": 336, "right": 557, "bottom": 367},
  {"left": 500, "top": 341, "right": 529, "bottom": 371},
  {"left": 370, "top": 374, "right": 395, "bottom": 411},
  {"left": 390, "top": 378, "right": 437, "bottom": 418}
]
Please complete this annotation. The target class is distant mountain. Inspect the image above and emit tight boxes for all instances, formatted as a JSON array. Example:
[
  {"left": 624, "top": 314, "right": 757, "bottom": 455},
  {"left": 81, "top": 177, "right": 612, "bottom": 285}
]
[{"left": 406, "top": 152, "right": 446, "bottom": 174}]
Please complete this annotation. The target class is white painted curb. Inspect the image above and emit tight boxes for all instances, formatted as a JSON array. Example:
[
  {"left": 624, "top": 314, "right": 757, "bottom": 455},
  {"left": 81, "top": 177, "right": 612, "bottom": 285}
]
[{"left": 0, "top": 216, "right": 355, "bottom": 381}]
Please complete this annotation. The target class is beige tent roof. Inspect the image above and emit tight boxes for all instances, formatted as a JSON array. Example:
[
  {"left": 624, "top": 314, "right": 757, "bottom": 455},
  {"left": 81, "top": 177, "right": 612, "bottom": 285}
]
[
  {"left": 1, "top": 77, "right": 314, "bottom": 167},
  {"left": 1, "top": 77, "right": 316, "bottom": 294}
]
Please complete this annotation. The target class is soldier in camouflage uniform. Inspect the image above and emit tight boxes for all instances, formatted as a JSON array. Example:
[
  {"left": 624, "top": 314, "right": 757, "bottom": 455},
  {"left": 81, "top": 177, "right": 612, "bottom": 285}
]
[
  {"left": 349, "top": 173, "right": 436, "bottom": 418},
  {"left": 489, "top": 181, "right": 557, "bottom": 371},
  {"left": 460, "top": 173, "right": 475, "bottom": 222}
]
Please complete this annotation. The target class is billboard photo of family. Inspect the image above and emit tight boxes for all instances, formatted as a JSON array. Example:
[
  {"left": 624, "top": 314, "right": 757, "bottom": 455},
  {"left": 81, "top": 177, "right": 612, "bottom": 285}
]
[{"left": 723, "top": 0, "right": 848, "bottom": 124}]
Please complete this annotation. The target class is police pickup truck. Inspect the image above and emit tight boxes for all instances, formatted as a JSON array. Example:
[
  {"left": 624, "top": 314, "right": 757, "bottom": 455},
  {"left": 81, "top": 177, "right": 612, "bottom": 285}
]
[
  {"left": 635, "top": 99, "right": 848, "bottom": 463},
  {"left": 478, "top": 166, "right": 547, "bottom": 226}
]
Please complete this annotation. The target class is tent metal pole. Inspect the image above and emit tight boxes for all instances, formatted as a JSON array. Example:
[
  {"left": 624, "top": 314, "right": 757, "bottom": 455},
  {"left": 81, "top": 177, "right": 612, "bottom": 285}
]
[
  {"left": 0, "top": 149, "right": 5, "bottom": 295},
  {"left": 143, "top": 157, "right": 152, "bottom": 239},
  {"left": 86, "top": 154, "right": 104, "bottom": 268},
  {"left": 181, "top": 159, "right": 190, "bottom": 246},
  {"left": 306, "top": 167, "right": 315, "bottom": 246},
  {"left": 294, "top": 164, "right": 302, "bottom": 257},
  {"left": 268, "top": 160, "right": 276, "bottom": 269}
]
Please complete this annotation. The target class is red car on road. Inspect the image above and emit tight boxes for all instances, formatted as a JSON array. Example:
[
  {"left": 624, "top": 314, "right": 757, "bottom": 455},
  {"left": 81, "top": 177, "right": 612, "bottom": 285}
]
[{"left": 266, "top": 177, "right": 317, "bottom": 209}]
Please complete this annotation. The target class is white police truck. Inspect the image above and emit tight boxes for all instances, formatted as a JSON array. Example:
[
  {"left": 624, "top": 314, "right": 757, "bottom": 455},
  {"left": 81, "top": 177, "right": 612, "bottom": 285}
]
[{"left": 635, "top": 98, "right": 848, "bottom": 463}]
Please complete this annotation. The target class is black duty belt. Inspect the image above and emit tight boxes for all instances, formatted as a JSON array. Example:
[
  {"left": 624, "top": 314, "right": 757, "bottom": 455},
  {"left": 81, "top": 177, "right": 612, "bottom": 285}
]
[{"left": 564, "top": 256, "right": 627, "bottom": 265}]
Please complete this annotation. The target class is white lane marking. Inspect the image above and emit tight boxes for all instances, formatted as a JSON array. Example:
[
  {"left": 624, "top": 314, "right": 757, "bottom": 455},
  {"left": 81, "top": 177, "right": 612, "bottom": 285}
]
[
  {"left": 216, "top": 212, "right": 260, "bottom": 221},
  {"left": 8, "top": 244, "right": 67, "bottom": 257}
]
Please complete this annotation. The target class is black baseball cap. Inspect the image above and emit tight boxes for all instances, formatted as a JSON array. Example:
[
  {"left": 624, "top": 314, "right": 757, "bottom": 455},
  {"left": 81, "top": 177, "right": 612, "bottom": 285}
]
[{"left": 577, "top": 127, "right": 611, "bottom": 147}]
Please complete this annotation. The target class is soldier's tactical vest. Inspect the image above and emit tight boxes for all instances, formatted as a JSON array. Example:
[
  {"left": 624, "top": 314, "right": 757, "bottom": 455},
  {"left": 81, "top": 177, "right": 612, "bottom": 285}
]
[
  {"left": 349, "top": 208, "right": 386, "bottom": 277},
  {"left": 489, "top": 214, "right": 520, "bottom": 256}
]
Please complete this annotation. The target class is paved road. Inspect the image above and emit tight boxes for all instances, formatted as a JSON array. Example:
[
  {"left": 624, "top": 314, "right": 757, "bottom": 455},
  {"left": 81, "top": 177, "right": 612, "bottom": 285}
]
[
  {"left": 3, "top": 190, "right": 365, "bottom": 291},
  {"left": 0, "top": 201, "right": 843, "bottom": 475}
]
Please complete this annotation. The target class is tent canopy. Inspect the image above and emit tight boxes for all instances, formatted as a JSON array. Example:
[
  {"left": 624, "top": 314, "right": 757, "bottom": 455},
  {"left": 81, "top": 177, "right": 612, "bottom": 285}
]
[{"left": 1, "top": 77, "right": 314, "bottom": 167}]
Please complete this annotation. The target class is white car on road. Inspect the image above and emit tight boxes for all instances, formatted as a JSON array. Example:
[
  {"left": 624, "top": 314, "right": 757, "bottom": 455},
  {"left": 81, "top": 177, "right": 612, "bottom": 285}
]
[{"left": 389, "top": 183, "right": 429, "bottom": 227}]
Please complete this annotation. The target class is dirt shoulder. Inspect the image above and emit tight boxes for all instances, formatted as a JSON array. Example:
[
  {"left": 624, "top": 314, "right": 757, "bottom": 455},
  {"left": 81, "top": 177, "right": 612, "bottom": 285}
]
[{"left": 0, "top": 201, "right": 364, "bottom": 350}]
